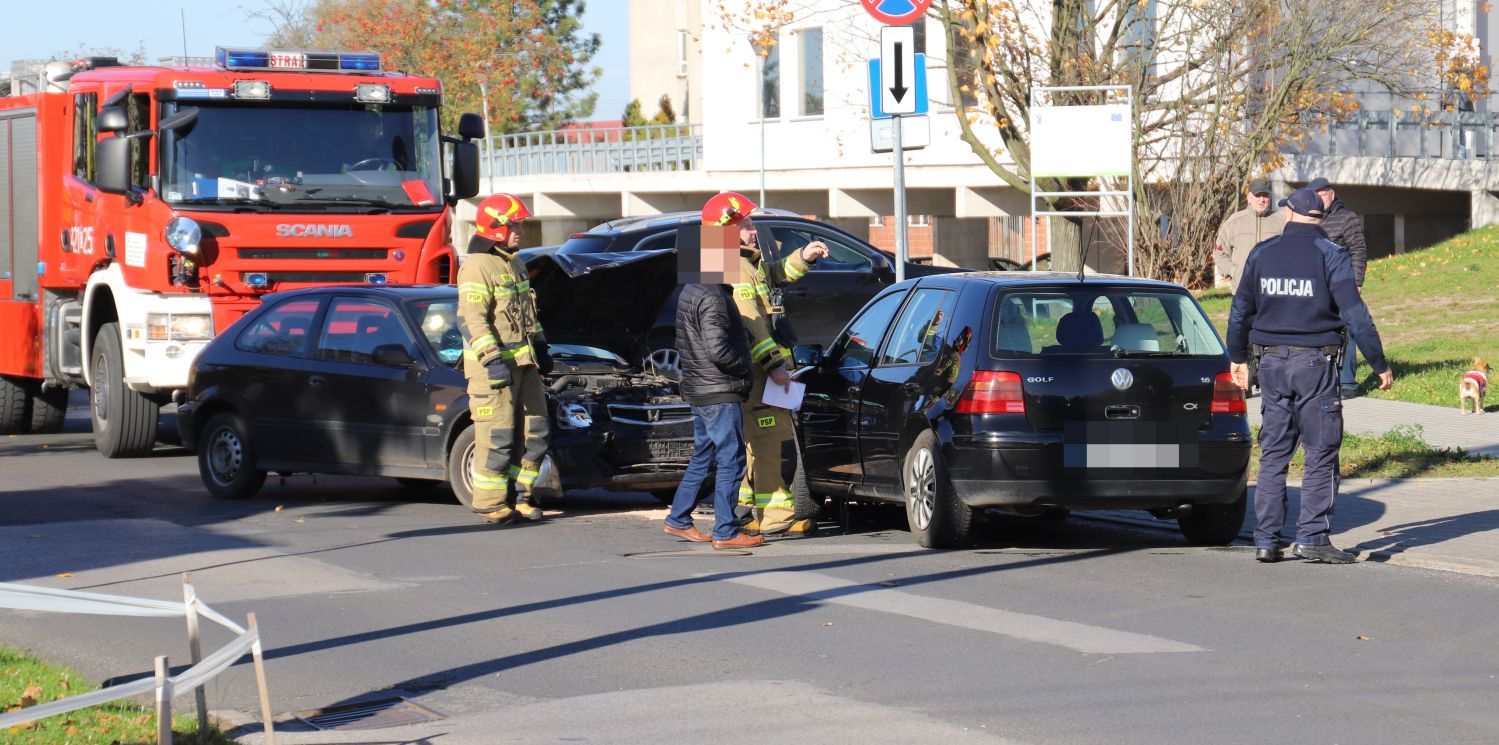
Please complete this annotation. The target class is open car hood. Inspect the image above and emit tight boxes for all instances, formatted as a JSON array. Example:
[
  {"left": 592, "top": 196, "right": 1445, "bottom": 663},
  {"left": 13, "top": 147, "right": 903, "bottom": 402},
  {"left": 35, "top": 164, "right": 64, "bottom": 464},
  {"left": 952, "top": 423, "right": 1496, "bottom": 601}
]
[{"left": 528, "top": 249, "right": 679, "bottom": 363}]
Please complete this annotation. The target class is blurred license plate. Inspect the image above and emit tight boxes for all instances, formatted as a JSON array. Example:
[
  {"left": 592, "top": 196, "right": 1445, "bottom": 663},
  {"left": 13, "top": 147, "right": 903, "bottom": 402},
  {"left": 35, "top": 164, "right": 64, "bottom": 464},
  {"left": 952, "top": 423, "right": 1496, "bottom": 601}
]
[
  {"left": 1063, "top": 422, "right": 1198, "bottom": 468},
  {"left": 648, "top": 440, "right": 694, "bottom": 460}
]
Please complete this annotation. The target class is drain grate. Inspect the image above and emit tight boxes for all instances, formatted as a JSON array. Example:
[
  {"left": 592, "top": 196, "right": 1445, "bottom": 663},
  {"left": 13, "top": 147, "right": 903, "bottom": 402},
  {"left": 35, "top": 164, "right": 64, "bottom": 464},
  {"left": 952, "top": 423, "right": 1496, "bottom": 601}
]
[{"left": 294, "top": 696, "right": 446, "bottom": 731}]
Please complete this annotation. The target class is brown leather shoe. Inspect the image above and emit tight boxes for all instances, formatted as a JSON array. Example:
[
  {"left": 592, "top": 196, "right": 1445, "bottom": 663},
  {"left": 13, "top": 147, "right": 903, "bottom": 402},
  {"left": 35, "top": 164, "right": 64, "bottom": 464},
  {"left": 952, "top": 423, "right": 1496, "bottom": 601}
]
[
  {"left": 663, "top": 523, "right": 711, "bottom": 542},
  {"left": 712, "top": 531, "right": 765, "bottom": 550}
]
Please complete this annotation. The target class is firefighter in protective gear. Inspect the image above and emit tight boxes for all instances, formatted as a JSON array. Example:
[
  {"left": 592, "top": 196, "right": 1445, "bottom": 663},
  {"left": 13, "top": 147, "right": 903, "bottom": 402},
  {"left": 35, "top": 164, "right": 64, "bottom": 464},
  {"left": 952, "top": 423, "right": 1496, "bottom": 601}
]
[
  {"left": 702, "top": 193, "right": 828, "bottom": 535},
  {"left": 458, "top": 193, "right": 555, "bottom": 523}
]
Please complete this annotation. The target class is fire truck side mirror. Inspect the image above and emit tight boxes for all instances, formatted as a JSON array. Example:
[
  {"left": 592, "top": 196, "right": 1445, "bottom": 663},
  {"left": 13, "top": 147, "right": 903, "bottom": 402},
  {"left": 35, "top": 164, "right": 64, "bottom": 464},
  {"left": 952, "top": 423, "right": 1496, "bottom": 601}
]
[
  {"left": 96, "top": 135, "right": 133, "bottom": 195},
  {"left": 456, "top": 112, "right": 485, "bottom": 141},
  {"left": 450, "top": 141, "right": 480, "bottom": 201},
  {"left": 96, "top": 107, "right": 129, "bottom": 133}
]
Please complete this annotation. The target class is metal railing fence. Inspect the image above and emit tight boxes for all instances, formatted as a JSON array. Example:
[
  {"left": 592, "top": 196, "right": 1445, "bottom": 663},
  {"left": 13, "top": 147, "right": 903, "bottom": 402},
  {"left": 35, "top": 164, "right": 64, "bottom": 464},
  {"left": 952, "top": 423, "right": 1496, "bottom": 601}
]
[{"left": 485, "top": 123, "right": 702, "bottom": 177}]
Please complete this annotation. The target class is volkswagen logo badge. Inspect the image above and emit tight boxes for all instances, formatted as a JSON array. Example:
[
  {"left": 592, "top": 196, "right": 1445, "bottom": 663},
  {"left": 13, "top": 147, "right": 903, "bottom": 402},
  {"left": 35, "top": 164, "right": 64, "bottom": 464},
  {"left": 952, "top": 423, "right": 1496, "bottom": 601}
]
[{"left": 1111, "top": 368, "right": 1134, "bottom": 391}]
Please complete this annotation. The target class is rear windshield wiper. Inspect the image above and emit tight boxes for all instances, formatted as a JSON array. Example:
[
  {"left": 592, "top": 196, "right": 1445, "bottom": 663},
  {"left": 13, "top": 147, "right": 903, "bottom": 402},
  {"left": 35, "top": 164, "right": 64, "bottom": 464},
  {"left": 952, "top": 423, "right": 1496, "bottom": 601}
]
[{"left": 1112, "top": 348, "right": 1186, "bottom": 358}]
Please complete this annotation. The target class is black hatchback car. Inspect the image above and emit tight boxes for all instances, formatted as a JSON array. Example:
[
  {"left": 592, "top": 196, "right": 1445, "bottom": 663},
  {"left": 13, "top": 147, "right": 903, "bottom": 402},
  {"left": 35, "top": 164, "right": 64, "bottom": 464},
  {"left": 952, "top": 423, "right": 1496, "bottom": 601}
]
[
  {"left": 177, "top": 249, "right": 700, "bottom": 507},
  {"left": 539, "top": 209, "right": 963, "bottom": 348},
  {"left": 793, "top": 272, "right": 1252, "bottom": 548}
]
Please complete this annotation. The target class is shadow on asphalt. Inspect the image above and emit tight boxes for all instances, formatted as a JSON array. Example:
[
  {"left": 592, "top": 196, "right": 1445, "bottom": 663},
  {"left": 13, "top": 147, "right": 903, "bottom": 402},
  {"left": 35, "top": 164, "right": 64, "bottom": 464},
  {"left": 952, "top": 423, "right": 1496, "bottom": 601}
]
[{"left": 1349, "top": 508, "right": 1499, "bottom": 561}]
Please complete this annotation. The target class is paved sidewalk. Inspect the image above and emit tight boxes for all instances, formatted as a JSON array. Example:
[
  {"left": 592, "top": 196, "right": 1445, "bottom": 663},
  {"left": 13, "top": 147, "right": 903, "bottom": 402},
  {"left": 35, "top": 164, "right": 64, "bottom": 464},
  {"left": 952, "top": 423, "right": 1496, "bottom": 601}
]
[
  {"left": 1247, "top": 393, "right": 1499, "bottom": 457},
  {"left": 1102, "top": 382, "right": 1499, "bottom": 577}
]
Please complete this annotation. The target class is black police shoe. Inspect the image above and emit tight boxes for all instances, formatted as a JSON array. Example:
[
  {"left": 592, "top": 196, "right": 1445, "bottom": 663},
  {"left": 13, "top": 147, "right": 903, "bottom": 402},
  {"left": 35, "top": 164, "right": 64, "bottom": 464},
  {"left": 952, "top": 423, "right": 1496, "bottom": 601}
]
[
  {"left": 1340, "top": 387, "right": 1361, "bottom": 399},
  {"left": 1255, "top": 546, "right": 1283, "bottom": 563},
  {"left": 1293, "top": 542, "right": 1356, "bottom": 564}
]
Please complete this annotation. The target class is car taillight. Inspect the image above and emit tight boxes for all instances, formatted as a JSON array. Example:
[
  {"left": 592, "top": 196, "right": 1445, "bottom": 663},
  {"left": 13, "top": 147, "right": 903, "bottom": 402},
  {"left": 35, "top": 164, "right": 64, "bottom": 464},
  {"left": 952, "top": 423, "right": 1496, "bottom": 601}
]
[
  {"left": 1211, "top": 372, "right": 1246, "bottom": 414},
  {"left": 956, "top": 371, "right": 1025, "bottom": 414}
]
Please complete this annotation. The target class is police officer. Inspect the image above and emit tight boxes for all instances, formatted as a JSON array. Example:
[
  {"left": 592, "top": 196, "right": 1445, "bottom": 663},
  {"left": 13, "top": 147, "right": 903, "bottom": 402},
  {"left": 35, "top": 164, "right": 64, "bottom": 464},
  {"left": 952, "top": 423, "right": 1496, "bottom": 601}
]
[
  {"left": 702, "top": 192, "right": 826, "bottom": 536},
  {"left": 457, "top": 193, "right": 554, "bottom": 524},
  {"left": 1226, "top": 187, "right": 1394, "bottom": 564}
]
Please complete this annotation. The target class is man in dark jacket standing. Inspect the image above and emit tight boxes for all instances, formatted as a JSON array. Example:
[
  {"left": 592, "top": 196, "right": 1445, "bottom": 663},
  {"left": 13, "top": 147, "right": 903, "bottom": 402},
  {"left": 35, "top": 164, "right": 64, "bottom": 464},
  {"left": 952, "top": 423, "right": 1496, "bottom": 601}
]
[
  {"left": 661, "top": 222, "right": 765, "bottom": 549},
  {"left": 1309, "top": 177, "right": 1369, "bottom": 397}
]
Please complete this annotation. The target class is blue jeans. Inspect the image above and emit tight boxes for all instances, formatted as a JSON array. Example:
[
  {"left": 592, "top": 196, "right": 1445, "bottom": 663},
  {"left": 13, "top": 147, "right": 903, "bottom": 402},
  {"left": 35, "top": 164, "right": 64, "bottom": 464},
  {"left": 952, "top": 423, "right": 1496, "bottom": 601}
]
[
  {"left": 1254, "top": 348, "right": 1343, "bottom": 549},
  {"left": 667, "top": 402, "right": 747, "bottom": 541}
]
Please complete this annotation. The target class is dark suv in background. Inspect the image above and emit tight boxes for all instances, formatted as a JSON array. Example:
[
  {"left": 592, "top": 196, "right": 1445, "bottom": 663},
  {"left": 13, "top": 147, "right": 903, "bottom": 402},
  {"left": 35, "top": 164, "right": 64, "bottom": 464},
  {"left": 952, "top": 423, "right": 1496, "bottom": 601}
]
[{"left": 530, "top": 209, "right": 964, "bottom": 350}]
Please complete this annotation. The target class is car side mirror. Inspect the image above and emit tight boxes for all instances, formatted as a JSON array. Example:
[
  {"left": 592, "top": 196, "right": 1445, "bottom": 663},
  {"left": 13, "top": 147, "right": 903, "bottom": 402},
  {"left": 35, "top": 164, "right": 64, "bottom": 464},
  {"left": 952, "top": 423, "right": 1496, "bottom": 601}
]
[
  {"left": 792, "top": 344, "right": 823, "bottom": 368},
  {"left": 372, "top": 343, "right": 416, "bottom": 367}
]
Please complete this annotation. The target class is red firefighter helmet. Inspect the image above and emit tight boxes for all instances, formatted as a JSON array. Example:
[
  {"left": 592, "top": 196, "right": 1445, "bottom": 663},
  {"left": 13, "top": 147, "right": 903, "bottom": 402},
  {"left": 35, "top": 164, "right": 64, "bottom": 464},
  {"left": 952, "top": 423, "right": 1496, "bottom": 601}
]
[
  {"left": 701, "top": 192, "right": 757, "bottom": 227},
  {"left": 475, "top": 193, "right": 532, "bottom": 242}
]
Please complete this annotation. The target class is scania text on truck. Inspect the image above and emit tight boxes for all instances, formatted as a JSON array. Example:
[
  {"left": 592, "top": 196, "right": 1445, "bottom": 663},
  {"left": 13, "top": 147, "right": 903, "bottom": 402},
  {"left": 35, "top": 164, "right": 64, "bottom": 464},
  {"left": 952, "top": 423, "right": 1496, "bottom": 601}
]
[{"left": 0, "top": 48, "right": 483, "bottom": 456}]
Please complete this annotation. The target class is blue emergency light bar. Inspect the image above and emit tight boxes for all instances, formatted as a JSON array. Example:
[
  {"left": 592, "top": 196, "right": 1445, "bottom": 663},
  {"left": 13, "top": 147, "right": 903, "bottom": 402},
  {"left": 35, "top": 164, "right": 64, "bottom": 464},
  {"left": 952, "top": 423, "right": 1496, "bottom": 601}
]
[{"left": 214, "top": 47, "right": 383, "bottom": 73}]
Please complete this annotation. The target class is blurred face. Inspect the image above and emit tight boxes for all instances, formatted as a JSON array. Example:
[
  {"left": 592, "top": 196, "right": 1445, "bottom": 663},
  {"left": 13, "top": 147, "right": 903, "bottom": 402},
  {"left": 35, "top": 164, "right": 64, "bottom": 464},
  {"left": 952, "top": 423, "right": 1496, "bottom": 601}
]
[
  {"left": 505, "top": 220, "right": 525, "bottom": 249},
  {"left": 696, "top": 224, "right": 742, "bottom": 283},
  {"left": 1316, "top": 187, "right": 1334, "bottom": 208},
  {"left": 1247, "top": 191, "right": 1271, "bottom": 212},
  {"left": 738, "top": 219, "right": 758, "bottom": 247}
]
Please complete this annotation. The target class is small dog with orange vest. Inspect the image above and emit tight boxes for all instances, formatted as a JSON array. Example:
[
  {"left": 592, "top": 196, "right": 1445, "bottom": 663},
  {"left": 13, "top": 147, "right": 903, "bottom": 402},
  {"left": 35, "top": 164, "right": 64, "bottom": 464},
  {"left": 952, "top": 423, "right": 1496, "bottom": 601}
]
[{"left": 1459, "top": 358, "right": 1490, "bottom": 415}]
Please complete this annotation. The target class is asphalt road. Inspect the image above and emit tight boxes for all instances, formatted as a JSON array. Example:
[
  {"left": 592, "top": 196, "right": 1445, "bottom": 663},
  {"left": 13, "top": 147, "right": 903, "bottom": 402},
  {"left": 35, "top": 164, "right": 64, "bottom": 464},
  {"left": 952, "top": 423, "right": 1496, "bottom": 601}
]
[{"left": 4, "top": 402, "right": 1499, "bottom": 745}]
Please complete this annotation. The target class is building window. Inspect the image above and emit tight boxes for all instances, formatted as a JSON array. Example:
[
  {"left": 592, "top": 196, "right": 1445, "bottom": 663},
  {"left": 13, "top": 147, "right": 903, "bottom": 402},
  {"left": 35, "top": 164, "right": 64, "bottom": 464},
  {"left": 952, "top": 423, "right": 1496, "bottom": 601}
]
[
  {"left": 677, "top": 30, "right": 689, "bottom": 77},
  {"left": 870, "top": 214, "right": 885, "bottom": 227},
  {"left": 759, "top": 41, "right": 780, "bottom": 119},
  {"left": 908, "top": 214, "right": 930, "bottom": 227},
  {"left": 910, "top": 19, "right": 926, "bottom": 55},
  {"left": 800, "top": 28, "right": 824, "bottom": 116}
]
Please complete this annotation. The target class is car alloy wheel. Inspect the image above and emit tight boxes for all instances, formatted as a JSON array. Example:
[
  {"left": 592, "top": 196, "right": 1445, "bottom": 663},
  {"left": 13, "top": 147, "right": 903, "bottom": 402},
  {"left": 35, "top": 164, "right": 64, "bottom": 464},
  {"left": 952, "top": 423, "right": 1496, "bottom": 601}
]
[{"left": 908, "top": 446, "right": 936, "bottom": 531}]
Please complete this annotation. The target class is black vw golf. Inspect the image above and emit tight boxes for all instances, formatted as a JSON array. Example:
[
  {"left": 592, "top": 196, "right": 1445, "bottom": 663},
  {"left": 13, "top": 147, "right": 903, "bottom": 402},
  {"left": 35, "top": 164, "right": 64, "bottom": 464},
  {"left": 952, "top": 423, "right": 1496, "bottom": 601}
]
[
  {"left": 793, "top": 272, "right": 1252, "bottom": 548},
  {"left": 177, "top": 250, "right": 700, "bottom": 507}
]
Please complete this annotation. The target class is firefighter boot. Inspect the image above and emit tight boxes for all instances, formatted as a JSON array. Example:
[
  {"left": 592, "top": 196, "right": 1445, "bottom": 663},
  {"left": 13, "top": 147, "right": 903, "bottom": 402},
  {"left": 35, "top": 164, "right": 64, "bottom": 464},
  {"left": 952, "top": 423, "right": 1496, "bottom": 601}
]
[
  {"left": 479, "top": 505, "right": 516, "bottom": 525},
  {"left": 510, "top": 462, "right": 545, "bottom": 521}
]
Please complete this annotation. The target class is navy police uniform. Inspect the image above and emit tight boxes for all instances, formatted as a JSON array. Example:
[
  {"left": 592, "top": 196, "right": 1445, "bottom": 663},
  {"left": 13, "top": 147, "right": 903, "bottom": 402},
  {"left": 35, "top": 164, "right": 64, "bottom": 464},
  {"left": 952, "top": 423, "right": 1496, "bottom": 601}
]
[{"left": 1226, "top": 197, "right": 1389, "bottom": 558}]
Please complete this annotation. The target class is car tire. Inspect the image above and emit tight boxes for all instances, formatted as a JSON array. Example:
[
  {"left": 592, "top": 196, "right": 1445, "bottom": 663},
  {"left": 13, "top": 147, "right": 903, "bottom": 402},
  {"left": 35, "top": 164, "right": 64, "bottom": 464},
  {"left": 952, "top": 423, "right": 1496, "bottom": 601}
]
[
  {"left": 91, "top": 322, "right": 160, "bottom": 458},
  {"left": 904, "top": 430, "right": 973, "bottom": 548},
  {"left": 1177, "top": 488, "right": 1248, "bottom": 546},
  {"left": 0, "top": 375, "right": 28, "bottom": 435},
  {"left": 790, "top": 438, "right": 821, "bottom": 520},
  {"left": 198, "top": 412, "right": 267, "bottom": 500},
  {"left": 447, "top": 425, "right": 477, "bottom": 509},
  {"left": 26, "top": 383, "right": 69, "bottom": 435}
]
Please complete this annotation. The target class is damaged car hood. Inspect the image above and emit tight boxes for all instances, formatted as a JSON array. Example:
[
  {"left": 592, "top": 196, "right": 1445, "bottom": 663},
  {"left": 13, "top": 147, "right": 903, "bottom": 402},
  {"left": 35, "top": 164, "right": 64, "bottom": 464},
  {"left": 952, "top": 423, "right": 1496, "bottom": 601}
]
[{"left": 528, "top": 249, "right": 679, "bottom": 362}]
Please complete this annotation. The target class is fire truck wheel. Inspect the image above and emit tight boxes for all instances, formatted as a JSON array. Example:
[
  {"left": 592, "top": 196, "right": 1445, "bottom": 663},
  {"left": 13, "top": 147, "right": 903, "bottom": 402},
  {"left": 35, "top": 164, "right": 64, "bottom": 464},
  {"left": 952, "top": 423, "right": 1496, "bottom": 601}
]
[
  {"left": 27, "top": 383, "right": 69, "bottom": 435},
  {"left": 198, "top": 412, "right": 267, "bottom": 500},
  {"left": 90, "top": 322, "right": 160, "bottom": 458},
  {"left": 0, "top": 375, "right": 28, "bottom": 435}
]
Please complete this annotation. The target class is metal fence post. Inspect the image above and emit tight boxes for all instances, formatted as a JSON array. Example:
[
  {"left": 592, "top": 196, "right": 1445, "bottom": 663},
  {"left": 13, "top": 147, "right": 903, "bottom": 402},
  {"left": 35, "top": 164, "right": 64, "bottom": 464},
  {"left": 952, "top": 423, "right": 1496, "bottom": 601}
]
[
  {"left": 182, "top": 574, "right": 210, "bottom": 744},
  {"left": 155, "top": 656, "right": 173, "bottom": 745}
]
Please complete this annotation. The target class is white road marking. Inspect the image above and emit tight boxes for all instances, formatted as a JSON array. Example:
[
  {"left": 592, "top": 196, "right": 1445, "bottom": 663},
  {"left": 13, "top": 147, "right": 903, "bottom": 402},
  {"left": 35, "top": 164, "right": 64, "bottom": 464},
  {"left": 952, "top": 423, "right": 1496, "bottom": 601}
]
[{"left": 715, "top": 571, "right": 1205, "bottom": 654}]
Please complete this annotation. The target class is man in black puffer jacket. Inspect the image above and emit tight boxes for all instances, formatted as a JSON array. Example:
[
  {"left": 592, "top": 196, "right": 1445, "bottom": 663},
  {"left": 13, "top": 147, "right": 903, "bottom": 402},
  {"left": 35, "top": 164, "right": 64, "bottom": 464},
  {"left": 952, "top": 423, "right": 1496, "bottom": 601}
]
[
  {"left": 661, "top": 225, "right": 764, "bottom": 549},
  {"left": 1308, "top": 177, "right": 1369, "bottom": 397}
]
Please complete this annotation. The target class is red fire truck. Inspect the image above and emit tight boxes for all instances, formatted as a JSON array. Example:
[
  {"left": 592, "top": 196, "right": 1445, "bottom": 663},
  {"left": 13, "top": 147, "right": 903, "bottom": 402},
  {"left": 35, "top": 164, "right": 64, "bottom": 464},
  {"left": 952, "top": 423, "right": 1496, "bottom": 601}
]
[{"left": 0, "top": 48, "right": 482, "bottom": 457}]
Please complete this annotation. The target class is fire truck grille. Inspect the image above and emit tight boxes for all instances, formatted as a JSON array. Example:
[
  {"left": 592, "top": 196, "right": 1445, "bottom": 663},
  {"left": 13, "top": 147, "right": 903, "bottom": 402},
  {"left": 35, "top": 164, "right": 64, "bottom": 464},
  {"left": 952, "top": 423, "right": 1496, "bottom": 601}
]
[
  {"left": 237, "top": 248, "right": 389, "bottom": 260},
  {"left": 242, "top": 271, "right": 383, "bottom": 284}
]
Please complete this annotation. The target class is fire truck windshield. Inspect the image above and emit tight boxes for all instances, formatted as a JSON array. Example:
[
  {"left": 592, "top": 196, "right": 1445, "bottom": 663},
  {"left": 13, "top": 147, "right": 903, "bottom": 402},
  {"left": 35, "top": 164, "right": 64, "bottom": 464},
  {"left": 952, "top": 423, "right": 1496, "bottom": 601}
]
[{"left": 160, "top": 103, "right": 444, "bottom": 213}]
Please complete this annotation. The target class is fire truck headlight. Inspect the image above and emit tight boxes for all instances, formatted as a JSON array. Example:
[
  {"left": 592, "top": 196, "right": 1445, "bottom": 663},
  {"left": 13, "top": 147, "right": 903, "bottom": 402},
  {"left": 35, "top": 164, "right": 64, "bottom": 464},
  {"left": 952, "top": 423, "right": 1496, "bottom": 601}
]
[
  {"left": 146, "top": 313, "right": 214, "bottom": 341},
  {"left": 233, "top": 80, "right": 272, "bottom": 99},
  {"left": 355, "top": 84, "right": 391, "bottom": 103},
  {"left": 164, "top": 217, "right": 202, "bottom": 255}
]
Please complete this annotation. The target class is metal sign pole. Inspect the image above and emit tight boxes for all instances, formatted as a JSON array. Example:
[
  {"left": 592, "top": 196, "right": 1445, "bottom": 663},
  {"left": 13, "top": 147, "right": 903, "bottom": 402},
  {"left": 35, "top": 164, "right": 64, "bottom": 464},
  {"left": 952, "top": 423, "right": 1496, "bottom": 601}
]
[{"left": 894, "top": 113, "right": 907, "bottom": 283}]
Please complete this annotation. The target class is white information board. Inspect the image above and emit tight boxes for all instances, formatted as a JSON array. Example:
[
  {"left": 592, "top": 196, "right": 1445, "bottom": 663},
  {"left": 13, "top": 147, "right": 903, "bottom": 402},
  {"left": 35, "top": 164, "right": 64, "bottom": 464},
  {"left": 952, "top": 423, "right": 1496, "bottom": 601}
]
[{"left": 1029, "top": 104, "right": 1131, "bottom": 178}]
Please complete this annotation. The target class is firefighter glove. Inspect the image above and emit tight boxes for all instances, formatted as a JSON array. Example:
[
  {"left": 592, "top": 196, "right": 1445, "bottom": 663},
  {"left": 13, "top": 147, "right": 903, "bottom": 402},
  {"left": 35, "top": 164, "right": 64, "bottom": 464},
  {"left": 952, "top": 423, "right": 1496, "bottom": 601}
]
[
  {"left": 535, "top": 346, "right": 555, "bottom": 376},
  {"left": 485, "top": 358, "right": 513, "bottom": 389}
]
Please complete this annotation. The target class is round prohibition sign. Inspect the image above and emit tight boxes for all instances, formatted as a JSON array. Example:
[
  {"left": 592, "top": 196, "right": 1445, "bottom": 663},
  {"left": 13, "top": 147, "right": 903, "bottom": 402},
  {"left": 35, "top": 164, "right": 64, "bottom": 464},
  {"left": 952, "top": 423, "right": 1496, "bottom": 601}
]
[{"left": 860, "top": 0, "right": 933, "bottom": 26}]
